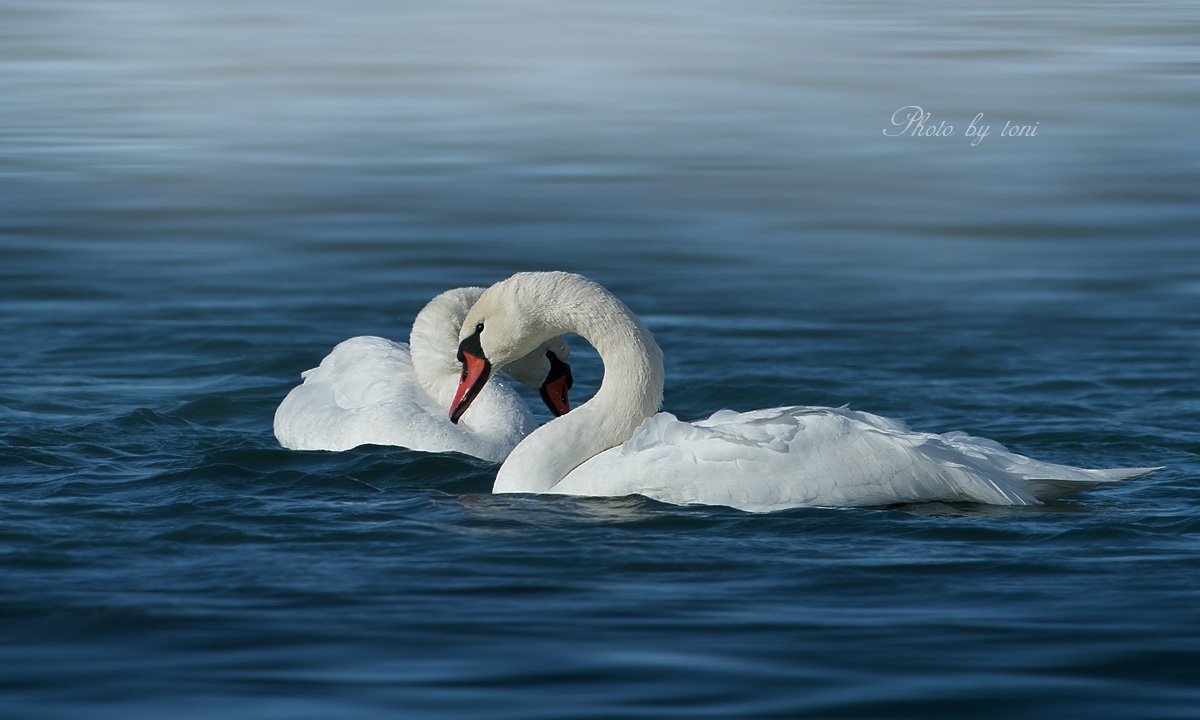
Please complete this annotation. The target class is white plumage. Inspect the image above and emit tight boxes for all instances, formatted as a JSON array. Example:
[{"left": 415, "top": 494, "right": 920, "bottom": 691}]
[
  {"left": 553, "top": 405, "right": 1156, "bottom": 511},
  {"left": 450, "top": 272, "right": 1157, "bottom": 512},
  {"left": 274, "top": 287, "right": 568, "bottom": 462}
]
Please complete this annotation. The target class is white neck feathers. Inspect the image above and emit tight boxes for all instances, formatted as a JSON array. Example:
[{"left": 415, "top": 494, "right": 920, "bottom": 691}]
[
  {"left": 409, "top": 287, "right": 484, "bottom": 409},
  {"left": 488, "top": 273, "right": 664, "bottom": 493}
]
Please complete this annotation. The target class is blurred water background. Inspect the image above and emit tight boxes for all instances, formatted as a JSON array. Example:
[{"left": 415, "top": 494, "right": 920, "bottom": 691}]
[{"left": 2, "top": 1, "right": 1199, "bottom": 717}]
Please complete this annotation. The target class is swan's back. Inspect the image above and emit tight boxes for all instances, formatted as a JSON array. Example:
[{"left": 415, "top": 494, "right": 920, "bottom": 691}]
[{"left": 551, "top": 406, "right": 1156, "bottom": 511}]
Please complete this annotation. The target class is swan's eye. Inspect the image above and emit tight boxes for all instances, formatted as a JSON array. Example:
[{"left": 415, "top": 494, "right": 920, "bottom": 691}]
[{"left": 474, "top": 322, "right": 484, "bottom": 335}]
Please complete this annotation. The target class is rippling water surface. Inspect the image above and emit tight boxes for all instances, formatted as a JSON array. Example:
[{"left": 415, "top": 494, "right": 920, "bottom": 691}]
[{"left": 3, "top": 1, "right": 1199, "bottom": 717}]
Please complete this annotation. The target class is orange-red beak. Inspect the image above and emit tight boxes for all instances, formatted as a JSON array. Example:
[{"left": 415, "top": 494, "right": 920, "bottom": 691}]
[
  {"left": 449, "top": 332, "right": 492, "bottom": 424},
  {"left": 539, "top": 350, "right": 572, "bottom": 417}
]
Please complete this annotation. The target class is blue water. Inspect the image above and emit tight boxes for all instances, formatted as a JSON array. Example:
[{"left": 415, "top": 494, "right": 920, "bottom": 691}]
[{"left": 3, "top": 1, "right": 1200, "bottom": 717}]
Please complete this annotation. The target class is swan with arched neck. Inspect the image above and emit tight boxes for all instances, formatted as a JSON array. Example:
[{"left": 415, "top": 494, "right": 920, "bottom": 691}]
[
  {"left": 275, "top": 286, "right": 572, "bottom": 461},
  {"left": 449, "top": 271, "right": 1157, "bottom": 511}
]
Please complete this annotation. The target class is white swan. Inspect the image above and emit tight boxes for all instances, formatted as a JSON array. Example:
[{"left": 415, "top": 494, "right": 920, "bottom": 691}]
[
  {"left": 448, "top": 271, "right": 1157, "bottom": 512},
  {"left": 274, "top": 286, "right": 572, "bottom": 462}
]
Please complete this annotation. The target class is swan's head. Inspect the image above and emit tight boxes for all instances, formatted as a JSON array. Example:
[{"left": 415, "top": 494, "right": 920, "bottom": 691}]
[
  {"left": 450, "top": 272, "right": 584, "bottom": 424},
  {"left": 411, "top": 284, "right": 572, "bottom": 418},
  {"left": 502, "top": 336, "right": 573, "bottom": 418}
]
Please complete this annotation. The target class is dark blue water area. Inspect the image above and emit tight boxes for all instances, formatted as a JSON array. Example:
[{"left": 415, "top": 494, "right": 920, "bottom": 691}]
[{"left": 3, "top": 1, "right": 1200, "bottom": 718}]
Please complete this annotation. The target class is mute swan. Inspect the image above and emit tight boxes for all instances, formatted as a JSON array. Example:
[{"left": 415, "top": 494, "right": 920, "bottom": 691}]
[
  {"left": 274, "top": 286, "right": 572, "bottom": 462},
  {"left": 448, "top": 271, "right": 1157, "bottom": 512}
]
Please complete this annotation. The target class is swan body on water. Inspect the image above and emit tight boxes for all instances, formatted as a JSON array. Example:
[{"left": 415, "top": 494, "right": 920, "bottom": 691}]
[
  {"left": 449, "top": 271, "right": 1157, "bottom": 511},
  {"left": 275, "top": 287, "right": 571, "bottom": 462}
]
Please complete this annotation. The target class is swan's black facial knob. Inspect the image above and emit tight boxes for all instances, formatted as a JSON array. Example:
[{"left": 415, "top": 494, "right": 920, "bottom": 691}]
[{"left": 539, "top": 350, "right": 573, "bottom": 417}]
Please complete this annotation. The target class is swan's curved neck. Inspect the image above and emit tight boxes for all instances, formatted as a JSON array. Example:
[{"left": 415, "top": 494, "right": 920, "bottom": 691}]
[
  {"left": 410, "top": 288, "right": 483, "bottom": 409},
  {"left": 494, "top": 279, "right": 663, "bottom": 493}
]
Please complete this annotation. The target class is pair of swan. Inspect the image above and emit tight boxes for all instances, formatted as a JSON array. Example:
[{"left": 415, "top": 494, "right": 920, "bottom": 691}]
[
  {"left": 276, "top": 273, "right": 1154, "bottom": 511},
  {"left": 447, "top": 271, "right": 1156, "bottom": 512},
  {"left": 274, "top": 287, "right": 572, "bottom": 462}
]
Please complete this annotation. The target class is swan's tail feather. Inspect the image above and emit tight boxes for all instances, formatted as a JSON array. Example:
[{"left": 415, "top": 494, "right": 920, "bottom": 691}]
[
  {"left": 1082, "top": 466, "right": 1162, "bottom": 483},
  {"left": 1019, "top": 466, "right": 1161, "bottom": 502},
  {"left": 935, "top": 430, "right": 1161, "bottom": 502}
]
